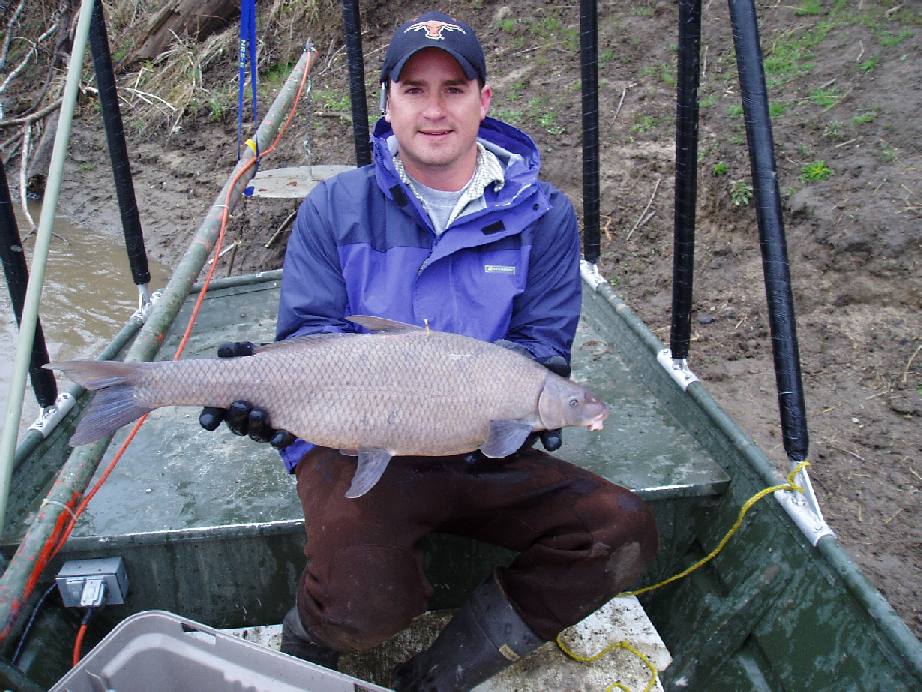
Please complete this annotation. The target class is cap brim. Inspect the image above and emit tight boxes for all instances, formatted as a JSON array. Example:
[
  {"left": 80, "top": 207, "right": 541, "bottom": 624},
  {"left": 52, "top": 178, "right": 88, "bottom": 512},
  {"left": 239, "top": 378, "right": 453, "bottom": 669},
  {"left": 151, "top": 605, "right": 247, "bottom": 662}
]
[{"left": 387, "top": 46, "right": 479, "bottom": 83}]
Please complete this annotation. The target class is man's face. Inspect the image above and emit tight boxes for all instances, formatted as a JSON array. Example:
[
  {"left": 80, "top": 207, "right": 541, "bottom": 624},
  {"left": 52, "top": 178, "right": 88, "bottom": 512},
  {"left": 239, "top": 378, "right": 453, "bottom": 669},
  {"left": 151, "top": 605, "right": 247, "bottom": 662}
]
[{"left": 385, "top": 48, "right": 492, "bottom": 191}]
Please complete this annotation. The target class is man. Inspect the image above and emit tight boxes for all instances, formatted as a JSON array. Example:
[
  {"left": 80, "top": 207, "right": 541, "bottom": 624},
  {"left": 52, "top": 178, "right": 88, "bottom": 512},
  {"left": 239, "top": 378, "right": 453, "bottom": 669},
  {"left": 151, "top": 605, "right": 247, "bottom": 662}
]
[{"left": 201, "top": 11, "right": 658, "bottom": 690}]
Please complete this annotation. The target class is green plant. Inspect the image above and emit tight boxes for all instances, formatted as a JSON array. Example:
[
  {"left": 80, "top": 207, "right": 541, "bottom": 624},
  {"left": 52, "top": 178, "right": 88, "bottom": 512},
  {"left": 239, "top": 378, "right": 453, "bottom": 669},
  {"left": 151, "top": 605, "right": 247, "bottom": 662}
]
[
  {"left": 494, "top": 107, "right": 523, "bottom": 125},
  {"left": 727, "top": 103, "right": 744, "bottom": 118},
  {"left": 630, "top": 115, "right": 659, "bottom": 134},
  {"left": 700, "top": 94, "right": 718, "bottom": 108},
  {"left": 878, "top": 29, "right": 913, "bottom": 47},
  {"left": 508, "top": 81, "right": 526, "bottom": 102},
  {"left": 795, "top": 0, "right": 823, "bottom": 16},
  {"left": 878, "top": 141, "right": 898, "bottom": 163},
  {"left": 730, "top": 180, "right": 754, "bottom": 207},
  {"left": 823, "top": 120, "right": 846, "bottom": 140},
  {"left": 497, "top": 18, "right": 516, "bottom": 32},
  {"left": 851, "top": 109, "right": 879, "bottom": 126},
  {"left": 539, "top": 111, "right": 564, "bottom": 135},
  {"left": 769, "top": 101, "right": 788, "bottom": 118},
  {"left": 810, "top": 87, "right": 841, "bottom": 108},
  {"left": 713, "top": 161, "right": 729, "bottom": 176},
  {"left": 315, "top": 89, "right": 350, "bottom": 112},
  {"left": 800, "top": 160, "right": 832, "bottom": 183},
  {"left": 600, "top": 48, "right": 615, "bottom": 65},
  {"left": 858, "top": 55, "right": 879, "bottom": 72},
  {"left": 660, "top": 63, "right": 676, "bottom": 88}
]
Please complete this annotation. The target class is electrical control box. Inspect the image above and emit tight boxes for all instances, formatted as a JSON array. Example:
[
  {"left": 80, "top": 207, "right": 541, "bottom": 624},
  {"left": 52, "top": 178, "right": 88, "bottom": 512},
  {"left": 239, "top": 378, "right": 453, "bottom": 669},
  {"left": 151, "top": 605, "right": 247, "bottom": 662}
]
[{"left": 55, "top": 557, "right": 128, "bottom": 608}]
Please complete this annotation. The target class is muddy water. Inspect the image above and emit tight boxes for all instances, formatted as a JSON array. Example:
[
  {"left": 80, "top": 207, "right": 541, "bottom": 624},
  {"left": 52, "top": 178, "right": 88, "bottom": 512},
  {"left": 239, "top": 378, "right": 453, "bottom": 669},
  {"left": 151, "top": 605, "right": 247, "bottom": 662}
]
[{"left": 0, "top": 203, "right": 169, "bottom": 440}]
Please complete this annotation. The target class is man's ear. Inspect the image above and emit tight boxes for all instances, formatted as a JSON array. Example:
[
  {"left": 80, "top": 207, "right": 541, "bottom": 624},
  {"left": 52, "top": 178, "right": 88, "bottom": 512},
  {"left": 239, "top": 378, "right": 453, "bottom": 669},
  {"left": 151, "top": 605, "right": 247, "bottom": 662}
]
[{"left": 479, "top": 84, "right": 493, "bottom": 120}]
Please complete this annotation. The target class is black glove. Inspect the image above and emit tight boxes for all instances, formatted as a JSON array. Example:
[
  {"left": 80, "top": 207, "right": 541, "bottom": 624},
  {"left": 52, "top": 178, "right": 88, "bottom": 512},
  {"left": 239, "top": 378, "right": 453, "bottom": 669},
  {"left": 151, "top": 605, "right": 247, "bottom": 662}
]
[
  {"left": 198, "top": 341, "right": 295, "bottom": 449},
  {"left": 462, "top": 342, "right": 570, "bottom": 463}
]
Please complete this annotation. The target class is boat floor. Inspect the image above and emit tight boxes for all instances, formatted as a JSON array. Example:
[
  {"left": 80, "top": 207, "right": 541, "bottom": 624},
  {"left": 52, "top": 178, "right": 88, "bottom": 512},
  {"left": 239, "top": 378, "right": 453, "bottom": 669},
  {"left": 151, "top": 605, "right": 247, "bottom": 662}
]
[
  {"left": 225, "top": 595, "right": 670, "bottom": 691},
  {"left": 67, "top": 276, "right": 729, "bottom": 539}
]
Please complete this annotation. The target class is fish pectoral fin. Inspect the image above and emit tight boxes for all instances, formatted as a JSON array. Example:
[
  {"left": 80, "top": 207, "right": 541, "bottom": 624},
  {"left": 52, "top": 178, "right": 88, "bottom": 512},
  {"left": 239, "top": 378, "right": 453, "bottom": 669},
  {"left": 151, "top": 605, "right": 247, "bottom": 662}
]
[
  {"left": 345, "top": 448, "right": 394, "bottom": 499},
  {"left": 479, "top": 420, "right": 534, "bottom": 458}
]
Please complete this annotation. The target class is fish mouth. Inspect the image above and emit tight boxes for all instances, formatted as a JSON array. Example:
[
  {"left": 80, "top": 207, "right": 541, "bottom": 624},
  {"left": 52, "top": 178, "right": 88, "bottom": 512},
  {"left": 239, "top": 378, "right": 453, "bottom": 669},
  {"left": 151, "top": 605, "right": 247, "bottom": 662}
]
[{"left": 585, "top": 405, "right": 609, "bottom": 431}]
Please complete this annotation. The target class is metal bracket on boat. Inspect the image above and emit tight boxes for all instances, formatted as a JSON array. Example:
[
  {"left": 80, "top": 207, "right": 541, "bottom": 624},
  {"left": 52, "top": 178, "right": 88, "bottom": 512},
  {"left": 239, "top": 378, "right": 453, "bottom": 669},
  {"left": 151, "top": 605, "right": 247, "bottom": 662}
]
[
  {"left": 657, "top": 349, "right": 699, "bottom": 390},
  {"left": 579, "top": 260, "right": 607, "bottom": 291},
  {"left": 131, "top": 285, "right": 162, "bottom": 324},
  {"left": 774, "top": 464, "right": 834, "bottom": 546},
  {"left": 27, "top": 392, "right": 77, "bottom": 438}
]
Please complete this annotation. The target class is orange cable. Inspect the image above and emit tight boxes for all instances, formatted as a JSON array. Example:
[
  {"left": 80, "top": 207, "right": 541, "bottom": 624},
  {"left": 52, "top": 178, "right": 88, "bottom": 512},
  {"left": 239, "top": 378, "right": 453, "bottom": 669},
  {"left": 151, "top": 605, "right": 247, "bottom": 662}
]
[{"left": 72, "top": 621, "right": 88, "bottom": 667}]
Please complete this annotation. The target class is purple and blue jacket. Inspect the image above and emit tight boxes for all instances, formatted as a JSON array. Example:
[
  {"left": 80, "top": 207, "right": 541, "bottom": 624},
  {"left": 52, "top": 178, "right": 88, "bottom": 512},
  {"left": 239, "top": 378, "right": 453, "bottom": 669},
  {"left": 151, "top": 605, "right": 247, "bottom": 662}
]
[{"left": 275, "top": 116, "right": 582, "bottom": 471}]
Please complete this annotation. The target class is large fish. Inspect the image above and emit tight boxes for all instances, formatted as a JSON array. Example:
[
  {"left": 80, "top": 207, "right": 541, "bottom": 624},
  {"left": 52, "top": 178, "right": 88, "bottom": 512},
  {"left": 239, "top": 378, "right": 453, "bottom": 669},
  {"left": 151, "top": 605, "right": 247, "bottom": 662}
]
[{"left": 48, "top": 316, "right": 609, "bottom": 498}]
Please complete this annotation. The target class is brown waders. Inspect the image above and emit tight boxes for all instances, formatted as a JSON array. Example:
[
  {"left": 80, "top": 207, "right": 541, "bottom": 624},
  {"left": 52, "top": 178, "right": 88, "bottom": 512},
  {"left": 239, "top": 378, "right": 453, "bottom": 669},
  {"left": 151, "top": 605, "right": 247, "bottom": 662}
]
[{"left": 284, "top": 446, "right": 658, "bottom": 689}]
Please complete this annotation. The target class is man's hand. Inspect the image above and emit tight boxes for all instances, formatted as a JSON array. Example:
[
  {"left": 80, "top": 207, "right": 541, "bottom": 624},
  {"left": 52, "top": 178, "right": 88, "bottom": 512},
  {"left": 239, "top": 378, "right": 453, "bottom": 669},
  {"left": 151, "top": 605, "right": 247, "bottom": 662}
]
[{"left": 198, "top": 341, "right": 295, "bottom": 449}]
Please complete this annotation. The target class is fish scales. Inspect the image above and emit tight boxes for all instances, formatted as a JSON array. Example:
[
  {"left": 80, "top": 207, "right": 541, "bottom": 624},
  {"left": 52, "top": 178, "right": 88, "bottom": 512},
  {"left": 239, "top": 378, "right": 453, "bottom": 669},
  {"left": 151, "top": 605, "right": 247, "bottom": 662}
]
[{"left": 110, "top": 330, "right": 548, "bottom": 456}]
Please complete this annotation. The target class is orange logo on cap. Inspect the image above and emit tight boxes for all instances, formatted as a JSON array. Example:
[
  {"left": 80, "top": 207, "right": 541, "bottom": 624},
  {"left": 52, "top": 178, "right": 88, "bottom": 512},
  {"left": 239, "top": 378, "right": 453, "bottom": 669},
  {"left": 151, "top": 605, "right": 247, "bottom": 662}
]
[{"left": 406, "top": 20, "right": 466, "bottom": 41}]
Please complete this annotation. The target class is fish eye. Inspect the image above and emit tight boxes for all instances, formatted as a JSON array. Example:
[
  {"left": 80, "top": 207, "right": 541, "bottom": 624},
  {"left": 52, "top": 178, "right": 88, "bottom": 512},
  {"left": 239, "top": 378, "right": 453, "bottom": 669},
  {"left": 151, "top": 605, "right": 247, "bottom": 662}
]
[{"left": 568, "top": 397, "right": 579, "bottom": 408}]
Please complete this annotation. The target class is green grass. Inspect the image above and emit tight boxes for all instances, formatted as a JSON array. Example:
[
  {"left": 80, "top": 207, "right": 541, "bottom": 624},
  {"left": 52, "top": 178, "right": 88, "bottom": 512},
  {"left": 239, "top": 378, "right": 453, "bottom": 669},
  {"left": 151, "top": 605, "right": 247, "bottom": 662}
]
[
  {"left": 878, "top": 142, "right": 898, "bottom": 163},
  {"left": 727, "top": 103, "right": 744, "bottom": 118},
  {"left": 810, "top": 87, "right": 842, "bottom": 108},
  {"left": 713, "top": 161, "right": 729, "bottom": 176},
  {"left": 494, "top": 107, "right": 524, "bottom": 125},
  {"left": 630, "top": 115, "right": 659, "bottom": 134},
  {"left": 795, "top": 0, "right": 823, "bottom": 17},
  {"left": 769, "top": 101, "right": 788, "bottom": 118},
  {"left": 700, "top": 94, "right": 718, "bottom": 109},
  {"left": 823, "top": 120, "right": 846, "bottom": 140},
  {"left": 763, "top": 22, "right": 832, "bottom": 87},
  {"left": 851, "top": 109, "right": 879, "bottom": 126},
  {"left": 497, "top": 18, "right": 516, "bottom": 32},
  {"left": 507, "top": 81, "right": 526, "bottom": 102},
  {"left": 800, "top": 160, "right": 832, "bottom": 183},
  {"left": 315, "top": 89, "right": 350, "bottom": 112},
  {"left": 878, "top": 29, "right": 913, "bottom": 47},
  {"left": 600, "top": 48, "right": 615, "bottom": 65},
  {"left": 858, "top": 55, "right": 879, "bottom": 72}
]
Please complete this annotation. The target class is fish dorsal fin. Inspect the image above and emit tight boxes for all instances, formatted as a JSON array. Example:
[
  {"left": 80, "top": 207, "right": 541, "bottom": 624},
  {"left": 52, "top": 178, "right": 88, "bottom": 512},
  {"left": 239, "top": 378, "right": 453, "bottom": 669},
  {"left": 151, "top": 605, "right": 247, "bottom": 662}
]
[
  {"left": 345, "top": 448, "right": 394, "bottom": 498},
  {"left": 253, "top": 332, "right": 350, "bottom": 354},
  {"left": 346, "top": 315, "right": 423, "bottom": 333},
  {"left": 479, "top": 420, "right": 535, "bottom": 458}
]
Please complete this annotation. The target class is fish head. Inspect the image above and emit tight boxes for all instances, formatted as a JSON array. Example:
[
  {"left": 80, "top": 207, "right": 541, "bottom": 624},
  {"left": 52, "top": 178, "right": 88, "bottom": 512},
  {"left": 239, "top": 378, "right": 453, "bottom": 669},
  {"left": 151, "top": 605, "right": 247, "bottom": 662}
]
[{"left": 537, "top": 375, "right": 609, "bottom": 432}]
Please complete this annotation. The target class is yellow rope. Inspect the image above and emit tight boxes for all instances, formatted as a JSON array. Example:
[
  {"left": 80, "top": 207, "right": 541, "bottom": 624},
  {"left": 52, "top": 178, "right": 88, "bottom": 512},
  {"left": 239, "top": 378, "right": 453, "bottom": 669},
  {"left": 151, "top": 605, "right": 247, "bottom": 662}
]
[
  {"left": 626, "top": 460, "right": 809, "bottom": 597},
  {"left": 555, "top": 636, "right": 658, "bottom": 692},
  {"left": 555, "top": 461, "right": 811, "bottom": 690}
]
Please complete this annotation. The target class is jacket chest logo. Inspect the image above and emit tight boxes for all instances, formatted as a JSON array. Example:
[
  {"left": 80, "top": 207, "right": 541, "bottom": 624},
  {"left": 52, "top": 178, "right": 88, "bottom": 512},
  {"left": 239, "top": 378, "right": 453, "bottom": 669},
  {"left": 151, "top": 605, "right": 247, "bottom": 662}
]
[{"left": 484, "top": 264, "right": 516, "bottom": 275}]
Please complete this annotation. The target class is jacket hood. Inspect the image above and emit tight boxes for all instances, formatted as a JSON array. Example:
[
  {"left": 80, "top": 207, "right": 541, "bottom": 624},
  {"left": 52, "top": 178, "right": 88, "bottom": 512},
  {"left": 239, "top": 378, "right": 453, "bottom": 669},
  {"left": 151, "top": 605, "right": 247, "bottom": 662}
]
[{"left": 371, "top": 116, "right": 542, "bottom": 203}]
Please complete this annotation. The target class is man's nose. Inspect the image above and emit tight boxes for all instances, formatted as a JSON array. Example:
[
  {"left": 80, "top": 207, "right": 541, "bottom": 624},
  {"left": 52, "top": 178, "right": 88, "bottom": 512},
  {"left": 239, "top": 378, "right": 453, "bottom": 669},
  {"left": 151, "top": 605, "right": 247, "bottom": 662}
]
[{"left": 421, "top": 93, "right": 446, "bottom": 119}]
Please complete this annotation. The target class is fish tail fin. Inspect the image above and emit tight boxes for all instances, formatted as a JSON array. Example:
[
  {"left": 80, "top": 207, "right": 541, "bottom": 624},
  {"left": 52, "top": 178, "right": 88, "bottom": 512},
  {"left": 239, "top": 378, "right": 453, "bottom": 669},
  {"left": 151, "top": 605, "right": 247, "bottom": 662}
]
[{"left": 47, "top": 360, "right": 154, "bottom": 446}]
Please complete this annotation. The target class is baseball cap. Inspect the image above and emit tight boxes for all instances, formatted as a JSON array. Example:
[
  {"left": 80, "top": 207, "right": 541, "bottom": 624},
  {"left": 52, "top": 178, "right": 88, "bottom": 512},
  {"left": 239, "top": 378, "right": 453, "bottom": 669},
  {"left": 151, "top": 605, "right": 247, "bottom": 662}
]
[{"left": 380, "top": 11, "right": 487, "bottom": 85}]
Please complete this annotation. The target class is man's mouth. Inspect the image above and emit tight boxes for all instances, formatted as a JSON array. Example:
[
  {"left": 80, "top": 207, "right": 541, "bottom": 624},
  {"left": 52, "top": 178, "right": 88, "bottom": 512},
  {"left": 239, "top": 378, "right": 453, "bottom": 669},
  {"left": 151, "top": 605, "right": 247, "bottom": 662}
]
[{"left": 420, "top": 129, "right": 452, "bottom": 137}]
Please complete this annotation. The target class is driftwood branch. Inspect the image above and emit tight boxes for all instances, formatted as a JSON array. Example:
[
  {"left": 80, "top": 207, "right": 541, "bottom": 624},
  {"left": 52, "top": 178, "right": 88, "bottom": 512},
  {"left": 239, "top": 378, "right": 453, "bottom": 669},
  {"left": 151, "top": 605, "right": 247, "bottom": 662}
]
[
  {"left": 127, "top": 0, "right": 238, "bottom": 64},
  {"left": 18, "top": 122, "right": 36, "bottom": 233},
  {"left": 0, "top": 98, "right": 62, "bottom": 128},
  {"left": 626, "top": 177, "right": 662, "bottom": 241},
  {"left": 0, "top": 0, "right": 28, "bottom": 72}
]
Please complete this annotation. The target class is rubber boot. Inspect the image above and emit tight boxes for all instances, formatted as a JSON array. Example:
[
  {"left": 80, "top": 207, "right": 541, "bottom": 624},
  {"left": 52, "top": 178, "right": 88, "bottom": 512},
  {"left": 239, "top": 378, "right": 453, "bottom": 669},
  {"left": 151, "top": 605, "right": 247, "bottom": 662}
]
[
  {"left": 280, "top": 606, "right": 341, "bottom": 671},
  {"left": 392, "top": 576, "right": 544, "bottom": 691}
]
